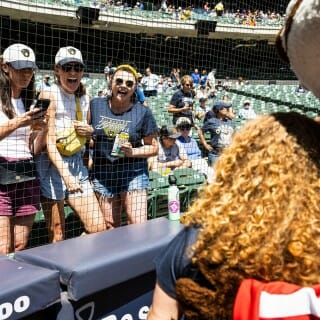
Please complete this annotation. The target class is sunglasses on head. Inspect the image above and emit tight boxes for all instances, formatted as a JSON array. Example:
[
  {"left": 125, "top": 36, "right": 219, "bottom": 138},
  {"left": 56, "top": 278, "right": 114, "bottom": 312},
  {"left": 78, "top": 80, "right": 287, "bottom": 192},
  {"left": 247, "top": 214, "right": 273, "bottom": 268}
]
[
  {"left": 60, "top": 63, "right": 84, "bottom": 72},
  {"left": 114, "top": 78, "right": 135, "bottom": 88}
]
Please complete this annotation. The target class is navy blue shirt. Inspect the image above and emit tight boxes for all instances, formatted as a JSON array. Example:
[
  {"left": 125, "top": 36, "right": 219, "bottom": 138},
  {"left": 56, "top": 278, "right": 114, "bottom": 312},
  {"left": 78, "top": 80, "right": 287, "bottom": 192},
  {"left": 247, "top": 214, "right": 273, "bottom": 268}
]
[
  {"left": 90, "top": 97, "right": 158, "bottom": 164},
  {"left": 155, "top": 226, "right": 199, "bottom": 298},
  {"left": 169, "top": 89, "right": 195, "bottom": 124},
  {"left": 202, "top": 117, "right": 235, "bottom": 149}
]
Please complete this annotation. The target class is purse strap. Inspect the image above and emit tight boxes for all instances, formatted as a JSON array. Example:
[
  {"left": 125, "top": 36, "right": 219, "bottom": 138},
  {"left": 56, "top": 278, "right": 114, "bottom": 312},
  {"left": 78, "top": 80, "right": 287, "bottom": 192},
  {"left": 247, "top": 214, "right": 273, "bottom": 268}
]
[{"left": 75, "top": 96, "right": 82, "bottom": 121}]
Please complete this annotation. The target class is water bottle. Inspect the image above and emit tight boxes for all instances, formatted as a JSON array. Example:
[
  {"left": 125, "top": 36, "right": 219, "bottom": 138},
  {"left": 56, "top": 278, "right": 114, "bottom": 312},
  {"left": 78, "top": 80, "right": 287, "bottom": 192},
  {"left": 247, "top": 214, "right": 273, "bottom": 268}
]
[{"left": 168, "top": 175, "right": 180, "bottom": 220}]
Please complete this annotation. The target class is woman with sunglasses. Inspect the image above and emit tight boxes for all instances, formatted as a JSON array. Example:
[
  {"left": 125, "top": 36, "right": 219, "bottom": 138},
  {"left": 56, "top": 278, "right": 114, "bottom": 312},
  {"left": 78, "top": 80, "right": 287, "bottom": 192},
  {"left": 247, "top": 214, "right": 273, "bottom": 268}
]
[
  {"left": 0, "top": 43, "right": 47, "bottom": 253},
  {"left": 89, "top": 64, "right": 158, "bottom": 228},
  {"left": 35, "top": 46, "right": 106, "bottom": 242},
  {"left": 168, "top": 75, "right": 195, "bottom": 125}
]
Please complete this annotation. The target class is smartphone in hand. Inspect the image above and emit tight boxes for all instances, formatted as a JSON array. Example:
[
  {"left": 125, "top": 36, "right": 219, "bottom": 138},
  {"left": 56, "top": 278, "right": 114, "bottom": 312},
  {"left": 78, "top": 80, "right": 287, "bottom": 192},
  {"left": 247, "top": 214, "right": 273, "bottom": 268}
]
[
  {"left": 34, "top": 98, "right": 50, "bottom": 112},
  {"left": 31, "top": 98, "right": 50, "bottom": 120}
]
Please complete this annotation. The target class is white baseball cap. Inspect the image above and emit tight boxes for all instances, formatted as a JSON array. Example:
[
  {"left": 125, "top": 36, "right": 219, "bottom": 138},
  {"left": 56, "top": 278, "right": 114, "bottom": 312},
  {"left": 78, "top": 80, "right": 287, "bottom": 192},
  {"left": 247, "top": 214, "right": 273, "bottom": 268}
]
[
  {"left": 3, "top": 43, "right": 37, "bottom": 70},
  {"left": 55, "top": 46, "right": 84, "bottom": 66}
]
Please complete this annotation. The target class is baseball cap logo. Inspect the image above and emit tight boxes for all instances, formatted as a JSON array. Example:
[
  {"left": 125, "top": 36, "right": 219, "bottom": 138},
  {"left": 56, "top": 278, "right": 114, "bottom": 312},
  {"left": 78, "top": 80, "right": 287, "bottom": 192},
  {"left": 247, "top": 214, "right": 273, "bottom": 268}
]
[
  {"left": 21, "top": 48, "right": 30, "bottom": 57},
  {"left": 68, "top": 48, "right": 76, "bottom": 55}
]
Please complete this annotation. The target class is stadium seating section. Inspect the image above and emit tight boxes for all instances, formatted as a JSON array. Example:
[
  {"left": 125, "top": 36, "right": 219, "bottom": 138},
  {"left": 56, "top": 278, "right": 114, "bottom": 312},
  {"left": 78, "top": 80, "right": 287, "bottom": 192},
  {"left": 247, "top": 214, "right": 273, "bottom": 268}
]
[{"left": 26, "top": 0, "right": 284, "bottom": 27}]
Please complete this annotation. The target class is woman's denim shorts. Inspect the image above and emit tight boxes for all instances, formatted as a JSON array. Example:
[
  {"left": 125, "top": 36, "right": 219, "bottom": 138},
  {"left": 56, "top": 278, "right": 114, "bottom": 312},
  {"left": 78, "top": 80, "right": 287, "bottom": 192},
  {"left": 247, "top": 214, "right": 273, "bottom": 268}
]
[
  {"left": 35, "top": 151, "right": 94, "bottom": 201},
  {"left": 91, "top": 161, "right": 149, "bottom": 198}
]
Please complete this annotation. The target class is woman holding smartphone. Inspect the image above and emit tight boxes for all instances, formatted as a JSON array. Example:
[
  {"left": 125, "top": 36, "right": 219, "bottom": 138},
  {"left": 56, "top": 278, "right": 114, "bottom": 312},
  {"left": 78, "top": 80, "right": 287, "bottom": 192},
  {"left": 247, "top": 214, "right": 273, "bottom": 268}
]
[
  {"left": 36, "top": 46, "right": 106, "bottom": 242},
  {"left": 0, "top": 43, "right": 47, "bottom": 254}
]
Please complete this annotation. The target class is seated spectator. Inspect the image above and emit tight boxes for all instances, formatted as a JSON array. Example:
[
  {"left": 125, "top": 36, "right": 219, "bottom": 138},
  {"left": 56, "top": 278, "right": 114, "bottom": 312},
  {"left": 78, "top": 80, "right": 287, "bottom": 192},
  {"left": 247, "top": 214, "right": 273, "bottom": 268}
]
[
  {"left": 160, "top": 0, "right": 167, "bottom": 12},
  {"left": 195, "top": 97, "right": 210, "bottom": 120},
  {"left": 247, "top": 15, "right": 256, "bottom": 26},
  {"left": 147, "top": 112, "right": 320, "bottom": 320},
  {"left": 223, "top": 76, "right": 232, "bottom": 89},
  {"left": 134, "top": 1, "right": 144, "bottom": 9},
  {"left": 207, "top": 89, "right": 216, "bottom": 100},
  {"left": 222, "top": 94, "right": 235, "bottom": 120},
  {"left": 203, "top": 1, "right": 210, "bottom": 14},
  {"left": 235, "top": 76, "right": 245, "bottom": 89},
  {"left": 163, "top": 78, "right": 177, "bottom": 93},
  {"left": 196, "top": 85, "right": 208, "bottom": 99},
  {"left": 176, "top": 118, "right": 214, "bottom": 183},
  {"left": 238, "top": 100, "right": 257, "bottom": 120},
  {"left": 215, "top": 80, "right": 224, "bottom": 91},
  {"left": 295, "top": 84, "right": 306, "bottom": 96},
  {"left": 181, "top": 6, "right": 192, "bottom": 20},
  {"left": 214, "top": 1, "right": 224, "bottom": 16},
  {"left": 149, "top": 125, "right": 191, "bottom": 173}
]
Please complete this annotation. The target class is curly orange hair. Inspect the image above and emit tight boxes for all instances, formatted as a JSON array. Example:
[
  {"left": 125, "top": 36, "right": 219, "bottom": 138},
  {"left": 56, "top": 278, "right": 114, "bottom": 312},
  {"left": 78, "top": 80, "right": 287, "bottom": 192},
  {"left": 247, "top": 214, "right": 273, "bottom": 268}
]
[{"left": 177, "top": 112, "right": 320, "bottom": 319}]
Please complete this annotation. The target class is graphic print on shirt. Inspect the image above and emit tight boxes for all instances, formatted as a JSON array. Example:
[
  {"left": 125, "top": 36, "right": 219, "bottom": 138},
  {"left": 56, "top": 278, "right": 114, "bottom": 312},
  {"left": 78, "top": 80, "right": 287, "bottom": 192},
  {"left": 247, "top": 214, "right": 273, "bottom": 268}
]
[
  {"left": 217, "top": 123, "right": 233, "bottom": 147},
  {"left": 182, "top": 96, "right": 193, "bottom": 107},
  {"left": 95, "top": 116, "right": 131, "bottom": 139}
]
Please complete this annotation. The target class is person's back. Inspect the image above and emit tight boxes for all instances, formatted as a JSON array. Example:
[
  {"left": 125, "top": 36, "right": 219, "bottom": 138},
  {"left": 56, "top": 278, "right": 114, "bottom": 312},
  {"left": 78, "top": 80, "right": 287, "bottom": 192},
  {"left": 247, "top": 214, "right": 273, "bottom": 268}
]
[{"left": 148, "top": 112, "right": 320, "bottom": 320}]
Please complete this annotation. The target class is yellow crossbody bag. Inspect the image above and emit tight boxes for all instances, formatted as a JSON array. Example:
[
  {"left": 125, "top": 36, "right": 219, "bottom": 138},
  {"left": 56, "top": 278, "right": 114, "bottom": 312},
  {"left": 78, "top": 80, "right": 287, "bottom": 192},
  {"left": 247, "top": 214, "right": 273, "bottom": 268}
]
[{"left": 56, "top": 97, "right": 86, "bottom": 157}]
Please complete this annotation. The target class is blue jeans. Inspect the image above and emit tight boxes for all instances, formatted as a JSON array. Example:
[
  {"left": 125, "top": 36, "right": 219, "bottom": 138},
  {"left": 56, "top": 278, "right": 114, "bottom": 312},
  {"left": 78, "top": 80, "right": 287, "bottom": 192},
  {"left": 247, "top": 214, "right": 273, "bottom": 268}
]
[{"left": 208, "top": 152, "right": 220, "bottom": 166}]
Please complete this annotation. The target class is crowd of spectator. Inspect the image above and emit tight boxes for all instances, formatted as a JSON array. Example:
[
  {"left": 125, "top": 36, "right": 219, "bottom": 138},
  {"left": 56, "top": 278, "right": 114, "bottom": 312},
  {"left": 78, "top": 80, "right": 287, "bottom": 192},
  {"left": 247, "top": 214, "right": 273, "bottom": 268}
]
[
  {"left": 1, "top": 41, "right": 259, "bottom": 254},
  {"left": 73, "top": 0, "right": 285, "bottom": 25},
  {"left": 2, "top": 40, "right": 245, "bottom": 253},
  {"left": 102, "top": 61, "right": 255, "bottom": 185},
  {"left": 3, "top": 52, "right": 253, "bottom": 252}
]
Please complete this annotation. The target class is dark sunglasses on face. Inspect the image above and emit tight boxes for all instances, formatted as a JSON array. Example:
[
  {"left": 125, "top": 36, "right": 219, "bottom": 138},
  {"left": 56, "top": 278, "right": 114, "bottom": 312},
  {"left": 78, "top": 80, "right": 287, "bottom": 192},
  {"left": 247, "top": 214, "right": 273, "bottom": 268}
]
[
  {"left": 184, "top": 83, "right": 192, "bottom": 87},
  {"left": 178, "top": 125, "right": 192, "bottom": 130},
  {"left": 60, "top": 63, "right": 84, "bottom": 72},
  {"left": 114, "top": 78, "right": 135, "bottom": 88}
]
